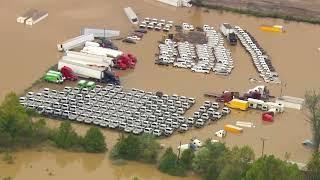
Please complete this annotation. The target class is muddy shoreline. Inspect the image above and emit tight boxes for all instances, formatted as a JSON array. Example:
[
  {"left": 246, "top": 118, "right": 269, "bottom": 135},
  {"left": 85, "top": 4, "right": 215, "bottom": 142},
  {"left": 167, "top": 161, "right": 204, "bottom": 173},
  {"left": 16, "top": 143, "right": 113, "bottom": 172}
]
[{"left": 192, "top": 0, "right": 320, "bottom": 24}]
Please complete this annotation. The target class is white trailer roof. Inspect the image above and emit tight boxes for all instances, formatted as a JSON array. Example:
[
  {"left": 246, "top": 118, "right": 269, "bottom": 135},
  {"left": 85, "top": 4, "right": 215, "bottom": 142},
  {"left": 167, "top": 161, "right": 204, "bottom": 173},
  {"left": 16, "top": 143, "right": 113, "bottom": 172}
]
[{"left": 80, "top": 28, "right": 120, "bottom": 38}]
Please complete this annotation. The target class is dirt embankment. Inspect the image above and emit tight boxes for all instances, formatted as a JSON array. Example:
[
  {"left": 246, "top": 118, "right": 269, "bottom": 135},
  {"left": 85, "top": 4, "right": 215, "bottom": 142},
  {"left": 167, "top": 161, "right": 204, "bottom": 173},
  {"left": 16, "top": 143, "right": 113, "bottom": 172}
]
[{"left": 193, "top": 0, "right": 320, "bottom": 22}]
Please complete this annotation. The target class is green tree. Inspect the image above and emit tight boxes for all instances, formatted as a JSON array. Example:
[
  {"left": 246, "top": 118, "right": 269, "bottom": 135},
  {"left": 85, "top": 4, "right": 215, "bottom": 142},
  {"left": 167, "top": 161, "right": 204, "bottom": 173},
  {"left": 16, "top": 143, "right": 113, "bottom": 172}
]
[
  {"left": 179, "top": 148, "right": 195, "bottom": 170},
  {"left": 83, "top": 127, "right": 106, "bottom": 153},
  {"left": 307, "top": 152, "right": 320, "bottom": 180},
  {"left": 53, "top": 121, "right": 80, "bottom": 149},
  {"left": 218, "top": 146, "right": 255, "bottom": 180},
  {"left": 112, "top": 134, "right": 141, "bottom": 160},
  {"left": 139, "top": 134, "right": 160, "bottom": 163},
  {"left": 158, "top": 147, "right": 183, "bottom": 176},
  {"left": 305, "top": 91, "right": 320, "bottom": 153},
  {"left": 243, "top": 155, "right": 302, "bottom": 180},
  {"left": 111, "top": 134, "right": 160, "bottom": 163},
  {"left": 192, "top": 142, "right": 229, "bottom": 179}
]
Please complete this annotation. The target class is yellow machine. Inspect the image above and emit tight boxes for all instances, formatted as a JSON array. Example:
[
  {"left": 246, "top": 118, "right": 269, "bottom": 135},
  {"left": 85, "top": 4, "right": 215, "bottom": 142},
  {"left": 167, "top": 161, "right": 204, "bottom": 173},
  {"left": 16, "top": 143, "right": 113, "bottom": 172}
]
[
  {"left": 260, "top": 25, "right": 284, "bottom": 33},
  {"left": 225, "top": 99, "right": 249, "bottom": 111}
]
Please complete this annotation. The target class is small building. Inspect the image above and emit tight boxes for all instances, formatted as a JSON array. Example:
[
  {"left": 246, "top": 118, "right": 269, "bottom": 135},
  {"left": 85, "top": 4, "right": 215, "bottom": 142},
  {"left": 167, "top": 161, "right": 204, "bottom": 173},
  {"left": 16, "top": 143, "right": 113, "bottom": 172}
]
[
  {"left": 16, "top": 9, "right": 38, "bottom": 23},
  {"left": 25, "top": 11, "right": 48, "bottom": 25},
  {"left": 124, "top": 7, "right": 138, "bottom": 24}
]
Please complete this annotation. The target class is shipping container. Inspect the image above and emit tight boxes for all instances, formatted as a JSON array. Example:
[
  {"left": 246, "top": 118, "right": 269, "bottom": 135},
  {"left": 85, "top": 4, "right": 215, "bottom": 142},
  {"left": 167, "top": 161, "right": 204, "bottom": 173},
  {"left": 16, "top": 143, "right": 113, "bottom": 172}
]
[
  {"left": 225, "top": 99, "right": 249, "bottom": 111},
  {"left": 57, "top": 34, "right": 94, "bottom": 52},
  {"left": 224, "top": 124, "right": 243, "bottom": 134},
  {"left": 61, "top": 56, "right": 111, "bottom": 69},
  {"left": 275, "top": 96, "right": 304, "bottom": 110}
]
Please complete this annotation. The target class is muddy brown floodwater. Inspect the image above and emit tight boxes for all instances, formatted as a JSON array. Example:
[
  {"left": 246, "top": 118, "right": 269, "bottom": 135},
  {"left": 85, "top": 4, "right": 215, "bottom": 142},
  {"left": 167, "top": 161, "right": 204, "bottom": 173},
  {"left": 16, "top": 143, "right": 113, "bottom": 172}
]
[{"left": 1, "top": 0, "right": 320, "bottom": 179}]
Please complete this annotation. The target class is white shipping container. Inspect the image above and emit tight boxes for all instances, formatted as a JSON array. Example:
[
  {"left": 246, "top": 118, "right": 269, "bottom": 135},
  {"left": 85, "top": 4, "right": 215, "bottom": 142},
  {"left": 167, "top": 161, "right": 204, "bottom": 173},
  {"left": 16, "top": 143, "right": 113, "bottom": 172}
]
[
  {"left": 276, "top": 96, "right": 304, "bottom": 110},
  {"left": 58, "top": 60, "right": 105, "bottom": 80},
  {"left": 81, "top": 46, "right": 123, "bottom": 58},
  {"left": 57, "top": 34, "right": 94, "bottom": 52}
]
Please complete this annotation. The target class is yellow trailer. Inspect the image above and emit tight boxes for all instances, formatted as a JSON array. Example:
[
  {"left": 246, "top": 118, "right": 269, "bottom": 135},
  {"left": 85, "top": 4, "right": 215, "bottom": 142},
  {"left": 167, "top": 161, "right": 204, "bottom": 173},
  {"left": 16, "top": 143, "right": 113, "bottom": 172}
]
[
  {"left": 260, "top": 25, "right": 284, "bottom": 33},
  {"left": 225, "top": 99, "right": 249, "bottom": 111},
  {"left": 224, "top": 124, "right": 243, "bottom": 134}
]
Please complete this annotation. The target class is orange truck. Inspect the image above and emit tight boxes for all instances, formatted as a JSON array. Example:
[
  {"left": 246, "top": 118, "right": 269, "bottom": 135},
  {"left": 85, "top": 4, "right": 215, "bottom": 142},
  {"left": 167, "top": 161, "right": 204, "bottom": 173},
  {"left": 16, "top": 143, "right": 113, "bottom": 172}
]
[{"left": 224, "top": 125, "right": 243, "bottom": 134}]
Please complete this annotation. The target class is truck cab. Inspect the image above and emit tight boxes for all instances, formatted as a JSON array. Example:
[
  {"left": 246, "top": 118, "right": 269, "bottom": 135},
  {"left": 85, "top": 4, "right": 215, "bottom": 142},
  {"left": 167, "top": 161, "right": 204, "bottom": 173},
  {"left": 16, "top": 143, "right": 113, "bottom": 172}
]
[
  {"left": 44, "top": 72, "right": 63, "bottom": 84},
  {"left": 61, "top": 66, "right": 78, "bottom": 81}
]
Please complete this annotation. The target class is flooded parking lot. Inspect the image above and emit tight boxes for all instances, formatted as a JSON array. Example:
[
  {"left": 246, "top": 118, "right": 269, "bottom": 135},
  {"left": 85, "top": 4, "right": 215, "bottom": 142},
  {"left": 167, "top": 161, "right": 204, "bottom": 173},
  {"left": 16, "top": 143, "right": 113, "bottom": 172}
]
[{"left": 1, "top": 0, "right": 320, "bottom": 179}]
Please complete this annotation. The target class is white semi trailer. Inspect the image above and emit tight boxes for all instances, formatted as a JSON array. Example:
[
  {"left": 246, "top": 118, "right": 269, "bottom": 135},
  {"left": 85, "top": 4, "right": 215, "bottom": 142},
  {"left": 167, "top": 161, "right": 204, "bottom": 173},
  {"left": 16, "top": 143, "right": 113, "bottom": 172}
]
[
  {"left": 57, "top": 34, "right": 94, "bottom": 52},
  {"left": 81, "top": 28, "right": 120, "bottom": 38},
  {"left": 81, "top": 46, "right": 123, "bottom": 58},
  {"left": 124, "top": 7, "right": 138, "bottom": 24},
  {"left": 58, "top": 60, "right": 106, "bottom": 80},
  {"left": 61, "top": 56, "right": 111, "bottom": 69},
  {"left": 65, "top": 51, "right": 114, "bottom": 66}
]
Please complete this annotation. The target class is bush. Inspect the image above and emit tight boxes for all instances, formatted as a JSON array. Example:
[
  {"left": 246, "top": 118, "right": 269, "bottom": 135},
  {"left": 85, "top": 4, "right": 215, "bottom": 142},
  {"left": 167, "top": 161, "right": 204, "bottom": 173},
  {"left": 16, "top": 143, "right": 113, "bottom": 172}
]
[
  {"left": 307, "top": 152, "right": 320, "bottom": 180},
  {"left": 83, "top": 127, "right": 106, "bottom": 153},
  {"left": 52, "top": 121, "right": 82, "bottom": 150}
]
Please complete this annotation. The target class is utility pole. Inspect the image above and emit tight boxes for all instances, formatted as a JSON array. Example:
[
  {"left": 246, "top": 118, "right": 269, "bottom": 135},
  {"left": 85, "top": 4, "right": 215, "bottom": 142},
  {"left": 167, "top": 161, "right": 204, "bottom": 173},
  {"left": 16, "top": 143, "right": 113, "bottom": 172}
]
[
  {"left": 260, "top": 137, "right": 268, "bottom": 157},
  {"left": 177, "top": 141, "right": 182, "bottom": 163},
  {"left": 280, "top": 83, "right": 286, "bottom": 97}
]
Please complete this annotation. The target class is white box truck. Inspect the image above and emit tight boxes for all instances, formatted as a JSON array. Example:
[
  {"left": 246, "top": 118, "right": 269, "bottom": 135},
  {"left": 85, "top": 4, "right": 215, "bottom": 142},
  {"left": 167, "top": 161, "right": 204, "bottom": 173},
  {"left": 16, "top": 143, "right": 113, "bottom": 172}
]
[
  {"left": 81, "top": 46, "right": 123, "bottom": 58},
  {"left": 57, "top": 34, "right": 94, "bottom": 52}
]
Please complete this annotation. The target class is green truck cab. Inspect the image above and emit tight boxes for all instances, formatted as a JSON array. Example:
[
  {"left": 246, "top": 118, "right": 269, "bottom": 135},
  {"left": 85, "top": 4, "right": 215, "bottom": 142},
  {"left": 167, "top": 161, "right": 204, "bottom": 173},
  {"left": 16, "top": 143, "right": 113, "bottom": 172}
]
[
  {"left": 44, "top": 71, "right": 64, "bottom": 84},
  {"left": 77, "top": 80, "right": 96, "bottom": 90}
]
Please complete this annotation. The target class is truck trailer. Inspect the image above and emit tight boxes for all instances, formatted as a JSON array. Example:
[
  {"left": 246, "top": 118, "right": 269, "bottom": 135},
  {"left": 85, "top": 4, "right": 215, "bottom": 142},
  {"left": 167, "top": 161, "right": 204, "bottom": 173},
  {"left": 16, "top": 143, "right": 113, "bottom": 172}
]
[
  {"left": 80, "top": 28, "right": 120, "bottom": 38},
  {"left": 220, "top": 23, "right": 237, "bottom": 45},
  {"left": 65, "top": 51, "right": 114, "bottom": 66},
  {"left": 16, "top": 9, "right": 38, "bottom": 23},
  {"left": 61, "top": 56, "right": 111, "bottom": 69},
  {"left": 81, "top": 46, "right": 123, "bottom": 58},
  {"left": 58, "top": 60, "right": 107, "bottom": 80},
  {"left": 57, "top": 34, "right": 94, "bottom": 52},
  {"left": 25, "top": 11, "right": 48, "bottom": 25},
  {"left": 124, "top": 7, "right": 138, "bottom": 24}
]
